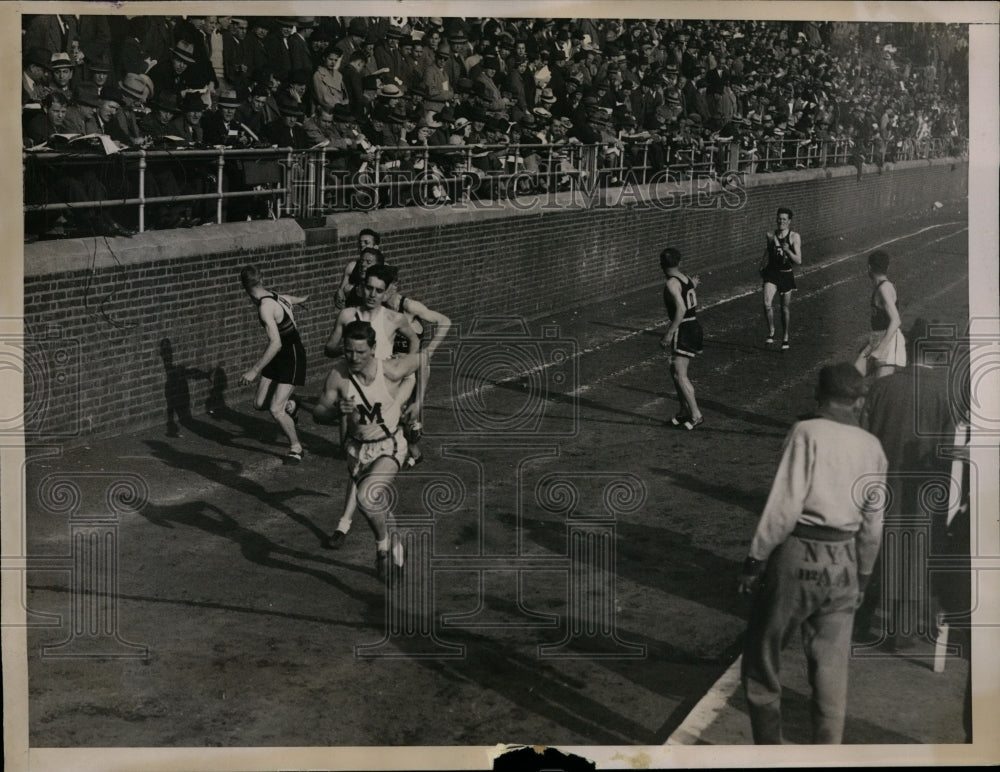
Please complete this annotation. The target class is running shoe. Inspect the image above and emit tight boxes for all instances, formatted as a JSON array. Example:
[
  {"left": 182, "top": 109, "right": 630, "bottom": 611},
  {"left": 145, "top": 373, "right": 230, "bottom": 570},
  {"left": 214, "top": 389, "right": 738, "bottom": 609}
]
[
  {"left": 781, "top": 341, "right": 790, "bottom": 351},
  {"left": 670, "top": 411, "right": 689, "bottom": 427},
  {"left": 683, "top": 416, "right": 705, "bottom": 431}
]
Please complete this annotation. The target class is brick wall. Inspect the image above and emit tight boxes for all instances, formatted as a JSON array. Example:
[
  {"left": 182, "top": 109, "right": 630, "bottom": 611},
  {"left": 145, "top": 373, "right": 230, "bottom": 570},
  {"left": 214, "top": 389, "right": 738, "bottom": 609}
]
[{"left": 23, "top": 159, "right": 968, "bottom": 443}]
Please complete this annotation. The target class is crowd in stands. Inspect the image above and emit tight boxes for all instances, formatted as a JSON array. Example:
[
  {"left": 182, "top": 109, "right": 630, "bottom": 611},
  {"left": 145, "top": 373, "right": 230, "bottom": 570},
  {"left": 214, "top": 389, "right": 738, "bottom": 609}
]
[{"left": 22, "top": 14, "right": 969, "bottom": 237}]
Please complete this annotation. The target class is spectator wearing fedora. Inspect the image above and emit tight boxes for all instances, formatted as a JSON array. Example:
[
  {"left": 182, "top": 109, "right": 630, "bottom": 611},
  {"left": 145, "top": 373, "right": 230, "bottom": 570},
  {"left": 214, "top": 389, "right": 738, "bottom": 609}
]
[
  {"left": 62, "top": 82, "right": 102, "bottom": 134},
  {"left": 289, "top": 18, "right": 316, "bottom": 74},
  {"left": 140, "top": 90, "right": 180, "bottom": 137},
  {"left": 148, "top": 39, "right": 199, "bottom": 98},
  {"left": 173, "top": 16, "right": 218, "bottom": 94},
  {"left": 313, "top": 46, "right": 348, "bottom": 111},
  {"left": 375, "top": 24, "right": 408, "bottom": 87},
  {"left": 443, "top": 29, "right": 471, "bottom": 84},
  {"left": 264, "top": 92, "right": 310, "bottom": 148},
  {"left": 242, "top": 19, "right": 271, "bottom": 83},
  {"left": 85, "top": 53, "right": 114, "bottom": 92},
  {"left": 277, "top": 67, "right": 313, "bottom": 116},
  {"left": 334, "top": 16, "right": 369, "bottom": 62},
  {"left": 47, "top": 52, "right": 76, "bottom": 100},
  {"left": 422, "top": 44, "right": 455, "bottom": 113},
  {"left": 202, "top": 89, "right": 251, "bottom": 146},
  {"left": 168, "top": 92, "right": 207, "bottom": 144},
  {"left": 112, "top": 73, "right": 153, "bottom": 145},
  {"left": 22, "top": 47, "right": 51, "bottom": 110},
  {"left": 475, "top": 56, "right": 505, "bottom": 113},
  {"left": 263, "top": 17, "right": 299, "bottom": 82}
]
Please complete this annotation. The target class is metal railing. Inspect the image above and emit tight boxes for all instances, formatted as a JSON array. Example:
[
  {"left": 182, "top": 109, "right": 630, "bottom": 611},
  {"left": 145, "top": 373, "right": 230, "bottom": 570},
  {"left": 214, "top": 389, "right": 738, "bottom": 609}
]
[{"left": 23, "top": 135, "right": 968, "bottom": 235}]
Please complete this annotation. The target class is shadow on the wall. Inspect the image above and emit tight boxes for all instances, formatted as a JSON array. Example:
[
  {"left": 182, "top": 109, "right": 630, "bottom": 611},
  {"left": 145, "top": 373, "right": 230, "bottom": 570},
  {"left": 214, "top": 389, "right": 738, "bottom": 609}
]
[{"left": 159, "top": 338, "right": 342, "bottom": 459}]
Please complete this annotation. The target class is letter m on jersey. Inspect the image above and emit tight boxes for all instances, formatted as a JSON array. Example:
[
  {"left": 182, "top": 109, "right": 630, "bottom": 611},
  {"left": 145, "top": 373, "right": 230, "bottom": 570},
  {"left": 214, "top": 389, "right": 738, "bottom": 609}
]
[{"left": 357, "top": 402, "right": 384, "bottom": 424}]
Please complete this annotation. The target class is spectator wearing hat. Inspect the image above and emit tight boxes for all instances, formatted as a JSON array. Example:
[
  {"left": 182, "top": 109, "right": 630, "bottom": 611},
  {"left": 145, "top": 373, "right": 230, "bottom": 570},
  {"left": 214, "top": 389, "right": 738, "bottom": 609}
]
[
  {"left": 277, "top": 68, "right": 313, "bottom": 116},
  {"left": 395, "top": 34, "right": 422, "bottom": 93},
  {"left": 375, "top": 25, "right": 408, "bottom": 87},
  {"left": 739, "top": 363, "right": 886, "bottom": 745},
  {"left": 140, "top": 91, "right": 180, "bottom": 137},
  {"left": 422, "top": 44, "right": 456, "bottom": 113},
  {"left": 112, "top": 73, "right": 153, "bottom": 145},
  {"left": 307, "top": 26, "right": 335, "bottom": 70},
  {"left": 169, "top": 91, "right": 207, "bottom": 144},
  {"left": 173, "top": 16, "right": 218, "bottom": 95},
  {"left": 443, "top": 30, "right": 471, "bottom": 84},
  {"left": 264, "top": 92, "right": 310, "bottom": 148},
  {"left": 243, "top": 19, "right": 271, "bottom": 82},
  {"left": 222, "top": 17, "right": 251, "bottom": 95},
  {"left": 475, "top": 56, "right": 506, "bottom": 114},
  {"left": 148, "top": 40, "right": 198, "bottom": 98},
  {"left": 62, "top": 82, "right": 102, "bottom": 134},
  {"left": 334, "top": 16, "right": 369, "bottom": 62},
  {"left": 263, "top": 18, "right": 297, "bottom": 82},
  {"left": 313, "top": 46, "right": 348, "bottom": 111},
  {"left": 289, "top": 18, "right": 316, "bottom": 73},
  {"left": 544, "top": 49, "right": 570, "bottom": 104},
  {"left": 202, "top": 89, "right": 251, "bottom": 146},
  {"left": 84, "top": 52, "right": 114, "bottom": 90},
  {"left": 23, "top": 108, "right": 131, "bottom": 238},
  {"left": 47, "top": 52, "right": 76, "bottom": 100},
  {"left": 22, "top": 47, "right": 51, "bottom": 108}
]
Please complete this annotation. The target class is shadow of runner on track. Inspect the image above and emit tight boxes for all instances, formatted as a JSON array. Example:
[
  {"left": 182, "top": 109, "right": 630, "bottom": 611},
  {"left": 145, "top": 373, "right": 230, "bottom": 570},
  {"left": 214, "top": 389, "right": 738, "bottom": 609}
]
[
  {"left": 137, "top": 498, "right": 386, "bottom": 607},
  {"left": 491, "top": 510, "right": 745, "bottom": 619},
  {"left": 144, "top": 439, "right": 332, "bottom": 547},
  {"left": 648, "top": 467, "right": 768, "bottom": 517},
  {"left": 383, "top": 629, "right": 660, "bottom": 745}
]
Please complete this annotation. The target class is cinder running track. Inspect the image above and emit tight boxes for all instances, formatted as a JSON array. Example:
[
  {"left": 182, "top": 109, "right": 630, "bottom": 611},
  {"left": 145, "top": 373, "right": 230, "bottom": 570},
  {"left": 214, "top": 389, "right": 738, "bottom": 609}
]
[{"left": 24, "top": 203, "right": 970, "bottom": 748}]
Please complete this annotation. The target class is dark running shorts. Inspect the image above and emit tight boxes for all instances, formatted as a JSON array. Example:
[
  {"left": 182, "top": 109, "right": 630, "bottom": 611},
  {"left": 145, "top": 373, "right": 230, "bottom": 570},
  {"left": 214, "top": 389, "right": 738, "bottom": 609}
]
[
  {"left": 261, "top": 331, "right": 307, "bottom": 386},
  {"left": 761, "top": 268, "right": 796, "bottom": 294},
  {"left": 671, "top": 319, "right": 704, "bottom": 358}
]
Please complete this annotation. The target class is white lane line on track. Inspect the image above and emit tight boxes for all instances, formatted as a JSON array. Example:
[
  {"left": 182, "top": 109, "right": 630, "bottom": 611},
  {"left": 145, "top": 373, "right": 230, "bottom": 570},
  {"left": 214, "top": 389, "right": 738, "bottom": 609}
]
[
  {"left": 450, "top": 222, "right": 967, "bottom": 404},
  {"left": 665, "top": 655, "right": 744, "bottom": 745},
  {"left": 569, "top": 225, "right": 968, "bottom": 397}
]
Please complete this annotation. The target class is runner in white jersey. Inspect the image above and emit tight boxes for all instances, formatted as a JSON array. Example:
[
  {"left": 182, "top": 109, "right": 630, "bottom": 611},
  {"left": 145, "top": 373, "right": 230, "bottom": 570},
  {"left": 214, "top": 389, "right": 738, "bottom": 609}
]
[
  {"left": 313, "top": 320, "right": 421, "bottom": 585},
  {"left": 323, "top": 264, "right": 418, "bottom": 550}
]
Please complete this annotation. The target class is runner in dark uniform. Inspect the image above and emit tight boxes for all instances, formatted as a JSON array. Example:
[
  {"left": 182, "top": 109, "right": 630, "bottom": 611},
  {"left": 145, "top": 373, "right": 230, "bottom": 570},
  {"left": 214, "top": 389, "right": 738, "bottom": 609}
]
[
  {"left": 239, "top": 265, "right": 308, "bottom": 462},
  {"left": 759, "top": 207, "right": 802, "bottom": 350},
  {"left": 659, "top": 247, "right": 705, "bottom": 430}
]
